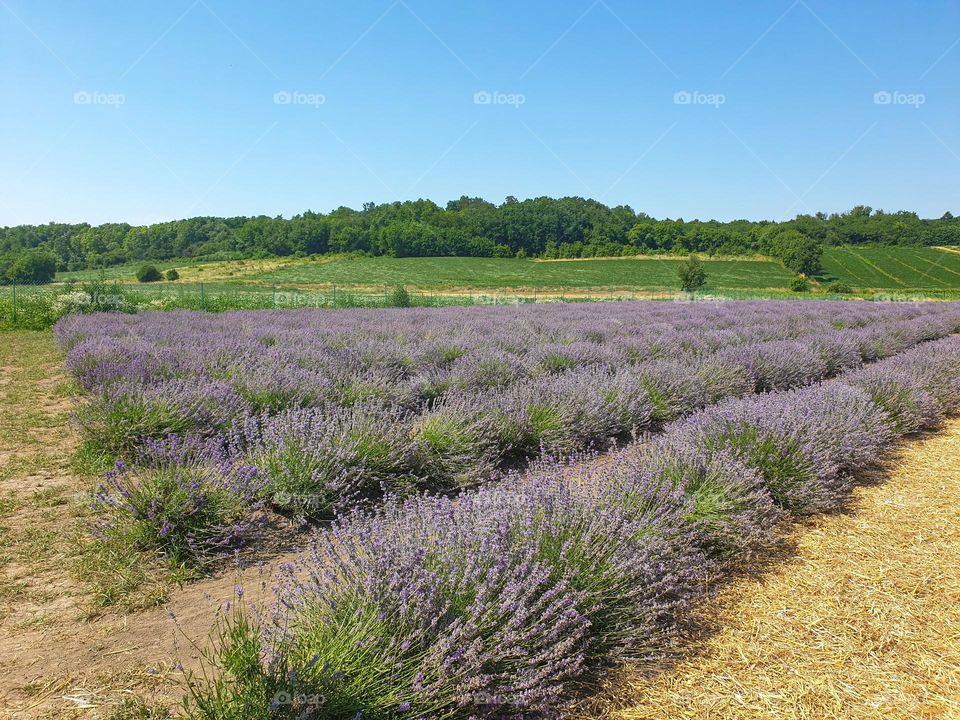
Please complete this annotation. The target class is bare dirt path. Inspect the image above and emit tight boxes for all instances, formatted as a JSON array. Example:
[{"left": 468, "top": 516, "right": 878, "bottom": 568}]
[
  {"left": 0, "top": 332, "right": 299, "bottom": 719},
  {"left": 588, "top": 419, "right": 960, "bottom": 720}
]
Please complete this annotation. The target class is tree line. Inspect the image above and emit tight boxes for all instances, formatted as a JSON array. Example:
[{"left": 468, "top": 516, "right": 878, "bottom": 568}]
[{"left": 2, "top": 197, "right": 958, "bottom": 284}]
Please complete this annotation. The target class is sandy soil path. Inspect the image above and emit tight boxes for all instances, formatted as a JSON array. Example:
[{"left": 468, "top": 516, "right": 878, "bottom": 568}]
[
  {"left": 588, "top": 419, "right": 960, "bottom": 720},
  {"left": 0, "top": 333, "right": 299, "bottom": 719}
]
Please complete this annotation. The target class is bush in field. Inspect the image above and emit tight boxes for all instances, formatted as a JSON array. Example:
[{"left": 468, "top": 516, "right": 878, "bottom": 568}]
[
  {"left": 183, "top": 603, "right": 301, "bottom": 719},
  {"left": 672, "top": 383, "right": 889, "bottom": 514},
  {"left": 136, "top": 265, "right": 163, "bottom": 283},
  {"left": 630, "top": 446, "right": 782, "bottom": 561},
  {"left": 826, "top": 281, "right": 853, "bottom": 294},
  {"left": 790, "top": 275, "right": 811, "bottom": 292},
  {"left": 390, "top": 285, "right": 411, "bottom": 307},
  {"left": 190, "top": 469, "right": 703, "bottom": 719},
  {"left": 768, "top": 229, "right": 823, "bottom": 276},
  {"left": 677, "top": 254, "right": 707, "bottom": 291},
  {"left": 165, "top": 268, "right": 180, "bottom": 281},
  {"left": 410, "top": 397, "right": 500, "bottom": 489},
  {"left": 0, "top": 249, "right": 57, "bottom": 284}
]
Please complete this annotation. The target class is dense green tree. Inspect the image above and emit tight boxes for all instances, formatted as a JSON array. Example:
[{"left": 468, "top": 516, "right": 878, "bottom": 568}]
[
  {"left": 136, "top": 265, "right": 162, "bottom": 282},
  {"left": 678, "top": 254, "right": 707, "bottom": 291},
  {"left": 2, "top": 200, "right": 958, "bottom": 276},
  {"left": 767, "top": 229, "right": 823, "bottom": 275},
  {"left": 0, "top": 250, "right": 57, "bottom": 284}
]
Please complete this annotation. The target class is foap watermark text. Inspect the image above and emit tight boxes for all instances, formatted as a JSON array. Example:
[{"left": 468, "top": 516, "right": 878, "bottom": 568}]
[
  {"left": 673, "top": 90, "right": 725, "bottom": 108},
  {"left": 74, "top": 91, "right": 125, "bottom": 108},
  {"left": 873, "top": 90, "right": 925, "bottom": 108},
  {"left": 474, "top": 90, "right": 525, "bottom": 108},
  {"left": 273, "top": 90, "right": 326, "bottom": 108}
]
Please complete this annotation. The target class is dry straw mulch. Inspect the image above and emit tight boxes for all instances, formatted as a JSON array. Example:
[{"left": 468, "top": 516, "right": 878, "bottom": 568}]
[{"left": 589, "top": 418, "right": 960, "bottom": 720}]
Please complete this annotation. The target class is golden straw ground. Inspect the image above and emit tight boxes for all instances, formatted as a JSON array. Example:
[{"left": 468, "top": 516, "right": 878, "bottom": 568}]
[{"left": 587, "top": 418, "right": 960, "bottom": 720}]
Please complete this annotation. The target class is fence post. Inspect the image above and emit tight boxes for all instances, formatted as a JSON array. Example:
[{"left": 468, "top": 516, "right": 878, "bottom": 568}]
[
  {"left": 332, "top": 284, "right": 337, "bottom": 306},
  {"left": 200, "top": 283, "right": 205, "bottom": 310},
  {"left": 272, "top": 285, "right": 277, "bottom": 308},
  {"left": 384, "top": 285, "right": 388, "bottom": 306},
  {"left": 11, "top": 282, "right": 16, "bottom": 325}
]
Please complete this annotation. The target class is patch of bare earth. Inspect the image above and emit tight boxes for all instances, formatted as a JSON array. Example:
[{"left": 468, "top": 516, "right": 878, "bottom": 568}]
[
  {"left": 584, "top": 419, "right": 960, "bottom": 720},
  {"left": 0, "top": 332, "right": 299, "bottom": 719}
]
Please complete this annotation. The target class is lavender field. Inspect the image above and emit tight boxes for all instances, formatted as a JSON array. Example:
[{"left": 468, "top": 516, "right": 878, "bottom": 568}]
[{"left": 55, "top": 300, "right": 960, "bottom": 718}]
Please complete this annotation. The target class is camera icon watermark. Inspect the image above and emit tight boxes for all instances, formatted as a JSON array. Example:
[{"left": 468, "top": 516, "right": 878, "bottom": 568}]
[
  {"left": 73, "top": 90, "right": 125, "bottom": 108},
  {"left": 673, "top": 90, "right": 725, "bottom": 108},
  {"left": 271, "top": 690, "right": 326, "bottom": 709},
  {"left": 473, "top": 90, "right": 525, "bottom": 108},
  {"left": 470, "top": 691, "right": 521, "bottom": 708},
  {"left": 273, "top": 90, "right": 326, "bottom": 108},
  {"left": 873, "top": 90, "right": 925, "bottom": 108},
  {"left": 271, "top": 491, "right": 328, "bottom": 512}
]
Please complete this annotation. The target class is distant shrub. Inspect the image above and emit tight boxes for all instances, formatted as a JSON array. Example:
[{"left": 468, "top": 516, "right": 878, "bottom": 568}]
[
  {"left": 165, "top": 269, "right": 179, "bottom": 281},
  {"left": 389, "top": 285, "right": 411, "bottom": 307},
  {"left": 0, "top": 249, "right": 57, "bottom": 285},
  {"left": 136, "top": 265, "right": 162, "bottom": 283},
  {"left": 768, "top": 229, "right": 823, "bottom": 275},
  {"left": 790, "top": 275, "right": 810, "bottom": 292},
  {"left": 678, "top": 254, "right": 707, "bottom": 291},
  {"left": 826, "top": 281, "right": 853, "bottom": 294}
]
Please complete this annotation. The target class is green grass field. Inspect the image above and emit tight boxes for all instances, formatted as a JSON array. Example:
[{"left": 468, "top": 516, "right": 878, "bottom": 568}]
[
  {"left": 246, "top": 256, "right": 795, "bottom": 290},
  {"left": 50, "top": 247, "right": 960, "bottom": 296},
  {"left": 820, "top": 246, "right": 960, "bottom": 290}
]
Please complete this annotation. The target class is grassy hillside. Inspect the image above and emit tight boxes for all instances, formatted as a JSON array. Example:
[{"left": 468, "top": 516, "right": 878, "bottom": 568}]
[
  {"left": 246, "top": 255, "right": 794, "bottom": 290},
  {"left": 50, "top": 247, "right": 960, "bottom": 296},
  {"left": 820, "top": 246, "right": 960, "bottom": 290}
]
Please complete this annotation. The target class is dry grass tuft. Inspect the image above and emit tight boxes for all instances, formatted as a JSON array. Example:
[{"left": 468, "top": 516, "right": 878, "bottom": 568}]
[{"left": 585, "top": 419, "right": 960, "bottom": 720}]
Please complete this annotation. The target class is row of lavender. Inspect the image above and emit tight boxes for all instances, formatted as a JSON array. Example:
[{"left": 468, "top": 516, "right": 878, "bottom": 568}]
[
  {"left": 57, "top": 303, "right": 960, "bottom": 408},
  {"left": 182, "top": 334, "right": 960, "bottom": 720},
  {"left": 58, "top": 303, "right": 960, "bottom": 524}
]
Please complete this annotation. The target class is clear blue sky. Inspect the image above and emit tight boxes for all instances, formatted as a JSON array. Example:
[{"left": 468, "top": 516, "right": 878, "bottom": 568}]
[{"left": 2, "top": 0, "right": 958, "bottom": 226}]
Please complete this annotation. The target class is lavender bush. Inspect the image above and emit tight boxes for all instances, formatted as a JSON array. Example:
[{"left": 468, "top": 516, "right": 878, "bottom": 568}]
[
  {"left": 237, "top": 404, "right": 417, "bottom": 518},
  {"left": 666, "top": 382, "right": 891, "bottom": 514},
  {"left": 78, "top": 379, "right": 250, "bottom": 457},
  {"left": 60, "top": 302, "right": 960, "bottom": 487},
  {"left": 93, "top": 438, "right": 266, "bottom": 567},
  {"left": 60, "top": 301, "right": 960, "bottom": 590},
  {"left": 181, "top": 332, "right": 960, "bottom": 719}
]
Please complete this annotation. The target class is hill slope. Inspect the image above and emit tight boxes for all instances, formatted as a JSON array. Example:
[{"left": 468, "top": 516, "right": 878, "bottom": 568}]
[{"left": 820, "top": 246, "right": 960, "bottom": 290}]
